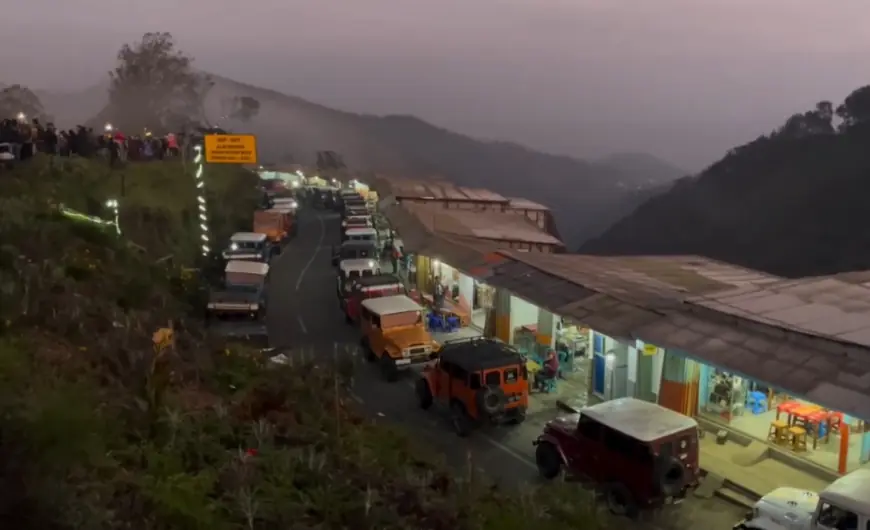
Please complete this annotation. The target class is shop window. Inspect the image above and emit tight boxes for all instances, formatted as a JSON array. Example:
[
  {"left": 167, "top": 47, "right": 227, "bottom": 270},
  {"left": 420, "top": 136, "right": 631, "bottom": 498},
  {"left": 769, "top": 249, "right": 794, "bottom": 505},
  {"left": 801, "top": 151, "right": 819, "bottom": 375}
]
[{"left": 817, "top": 502, "right": 858, "bottom": 530}]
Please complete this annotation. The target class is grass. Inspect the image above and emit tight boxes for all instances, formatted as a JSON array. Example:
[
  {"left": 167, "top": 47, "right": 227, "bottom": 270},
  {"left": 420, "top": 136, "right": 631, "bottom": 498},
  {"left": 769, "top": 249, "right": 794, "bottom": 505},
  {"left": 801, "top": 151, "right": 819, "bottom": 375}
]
[{"left": 0, "top": 155, "right": 608, "bottom": 529}]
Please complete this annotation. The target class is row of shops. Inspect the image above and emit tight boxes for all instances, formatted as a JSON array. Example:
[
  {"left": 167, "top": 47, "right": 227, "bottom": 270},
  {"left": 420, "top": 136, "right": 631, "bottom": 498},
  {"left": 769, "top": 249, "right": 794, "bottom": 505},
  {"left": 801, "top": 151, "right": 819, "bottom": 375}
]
[{"left": 403, "top": 249, "right": 870, "bottom": 475}]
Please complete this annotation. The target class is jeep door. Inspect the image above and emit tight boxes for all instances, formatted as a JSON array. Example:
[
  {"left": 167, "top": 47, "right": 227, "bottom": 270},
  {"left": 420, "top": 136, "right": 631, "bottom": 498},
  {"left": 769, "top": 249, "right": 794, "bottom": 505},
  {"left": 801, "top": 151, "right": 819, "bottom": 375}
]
[{"left": 569, "top": 415, "right": 603, "bottom": 480}]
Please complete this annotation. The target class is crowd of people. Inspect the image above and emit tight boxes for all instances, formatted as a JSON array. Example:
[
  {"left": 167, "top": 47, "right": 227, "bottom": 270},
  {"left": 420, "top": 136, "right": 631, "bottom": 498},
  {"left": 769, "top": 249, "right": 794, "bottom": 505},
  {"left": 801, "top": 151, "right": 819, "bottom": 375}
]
[{"left": 0, "top": 116, "right": 183, "bottom": 166}]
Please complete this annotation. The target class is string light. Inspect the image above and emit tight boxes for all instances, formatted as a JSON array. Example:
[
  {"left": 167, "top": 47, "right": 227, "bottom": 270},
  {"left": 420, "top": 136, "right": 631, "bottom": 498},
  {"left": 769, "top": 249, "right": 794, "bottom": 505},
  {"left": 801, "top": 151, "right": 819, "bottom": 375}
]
[
  {"left": 105, "top": 199, "right": 121, "bottom": 235},
  {"left": 194, "top": 144, "right": 209, "bottom": 255}
]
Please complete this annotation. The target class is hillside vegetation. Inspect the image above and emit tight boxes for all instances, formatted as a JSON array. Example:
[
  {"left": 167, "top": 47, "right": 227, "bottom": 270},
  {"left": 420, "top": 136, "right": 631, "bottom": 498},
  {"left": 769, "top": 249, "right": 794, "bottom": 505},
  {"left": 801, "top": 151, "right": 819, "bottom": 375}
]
[
  {"left": 0, "top": 156, "right": 606, "bottom": 529},
  {"left": 581, "top": 86, "right": 870, "bottom": 278}
]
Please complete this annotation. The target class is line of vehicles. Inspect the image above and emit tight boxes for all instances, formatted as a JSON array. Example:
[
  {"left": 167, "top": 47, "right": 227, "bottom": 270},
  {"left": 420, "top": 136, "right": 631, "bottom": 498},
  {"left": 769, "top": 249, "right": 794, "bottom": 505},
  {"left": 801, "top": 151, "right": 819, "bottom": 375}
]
[
  {"left": 204, "top": 195, "right": 299, "bottom": 343},
  {"left": 212, "top": 181, "right": 870, "bottom": 527},
  {"left": 329, "top": 186, "right": 704, "bottom": 518}
]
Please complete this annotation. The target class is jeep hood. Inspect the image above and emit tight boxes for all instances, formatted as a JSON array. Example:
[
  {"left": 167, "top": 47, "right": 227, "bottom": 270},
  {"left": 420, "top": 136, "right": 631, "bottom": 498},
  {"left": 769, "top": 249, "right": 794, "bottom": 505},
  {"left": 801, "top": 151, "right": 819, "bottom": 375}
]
[
  {"left": 546, "top": 413, "right": 580, "bottom": 435},
  {"left": 386, "top": 327, "right": 429, "bottom": 348}
]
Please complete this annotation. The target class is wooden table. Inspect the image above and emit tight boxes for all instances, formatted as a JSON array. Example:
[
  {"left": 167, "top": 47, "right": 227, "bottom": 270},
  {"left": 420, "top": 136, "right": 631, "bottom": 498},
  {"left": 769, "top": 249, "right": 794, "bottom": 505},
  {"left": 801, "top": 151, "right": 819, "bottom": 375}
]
[{"left": 420, "top": 294, "right": 471, "bottom": 326}]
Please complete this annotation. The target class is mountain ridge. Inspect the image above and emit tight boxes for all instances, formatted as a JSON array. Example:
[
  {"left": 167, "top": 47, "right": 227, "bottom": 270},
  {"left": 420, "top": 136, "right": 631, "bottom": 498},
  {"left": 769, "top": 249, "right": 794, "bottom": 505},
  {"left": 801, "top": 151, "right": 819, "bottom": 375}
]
[
  {"left": 580, "top": 88, "right": 870, "bottom": 277},
  {"left": 32, "top": 74, "right": 683, "bottom": 245}
]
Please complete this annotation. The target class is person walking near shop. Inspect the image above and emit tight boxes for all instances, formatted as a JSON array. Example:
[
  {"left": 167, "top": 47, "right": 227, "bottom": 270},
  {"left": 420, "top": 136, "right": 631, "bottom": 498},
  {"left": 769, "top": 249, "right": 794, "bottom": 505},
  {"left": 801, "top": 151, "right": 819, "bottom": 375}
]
[
  {"left": 433, "top": 276, "right": 445, "bottom": 310},
  {"left": 407, "top": 255, "right": 417, "bottom": 286}
]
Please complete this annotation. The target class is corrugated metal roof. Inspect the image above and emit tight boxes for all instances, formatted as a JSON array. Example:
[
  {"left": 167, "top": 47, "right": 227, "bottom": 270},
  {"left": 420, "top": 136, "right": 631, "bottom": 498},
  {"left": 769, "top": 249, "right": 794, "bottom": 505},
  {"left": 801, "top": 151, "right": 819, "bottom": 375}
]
[
  {"left": 688, "top": 276, "right": 870, "bottom": 348},
  {"left": 499, "top": 252, "right": 778, "bottom": 308},
  {"left": 635, "top": 312, "right": 870, "bottom": 420},
  {"left": 486, "top": 259, "right": 664, "bottom": 339},
  {"left": 507, "top": 197, "right": 550, "bottom": 211},
  {"left": 371, "top": 175, "right": 509, "bottom": 203},
  {"left": 404, "top": 203, "right": 563, "bottom": 246}
]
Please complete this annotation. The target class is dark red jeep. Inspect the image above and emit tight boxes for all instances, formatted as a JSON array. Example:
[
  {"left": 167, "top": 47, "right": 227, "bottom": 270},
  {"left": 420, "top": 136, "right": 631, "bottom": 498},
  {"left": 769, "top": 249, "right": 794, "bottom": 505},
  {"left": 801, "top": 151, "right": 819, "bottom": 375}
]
[{"left": 533, "top": 397, "right": 700, "bottom": 518}]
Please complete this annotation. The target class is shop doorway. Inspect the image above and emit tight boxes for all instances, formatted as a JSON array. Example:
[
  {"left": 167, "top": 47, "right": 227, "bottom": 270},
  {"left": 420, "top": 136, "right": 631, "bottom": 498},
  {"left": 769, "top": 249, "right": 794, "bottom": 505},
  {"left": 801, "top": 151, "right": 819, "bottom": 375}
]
[
  {"left": 591, "top": 332, "right": 630, "bottom": 400},
  {"left": 472, "top": 281, "right": 493, "bottom": 329}
]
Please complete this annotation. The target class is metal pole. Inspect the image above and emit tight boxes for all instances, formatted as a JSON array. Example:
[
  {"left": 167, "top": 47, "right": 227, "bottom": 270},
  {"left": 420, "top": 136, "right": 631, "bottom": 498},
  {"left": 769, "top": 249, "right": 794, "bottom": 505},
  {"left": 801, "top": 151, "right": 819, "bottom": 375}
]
[{"left": 194, "top": 144, "right": 210, "bottom": 256}]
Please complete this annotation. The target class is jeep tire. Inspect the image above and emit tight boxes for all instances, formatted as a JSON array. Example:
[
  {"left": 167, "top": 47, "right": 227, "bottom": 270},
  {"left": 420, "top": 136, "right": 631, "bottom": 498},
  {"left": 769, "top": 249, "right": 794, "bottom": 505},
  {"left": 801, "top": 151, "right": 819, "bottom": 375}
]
[
  {"left": 380, "top": 355, "right": 398, "bottom": 382},
  {"left": 450, "top": 402, "right": 472, "bottom": 437},
  {"left": 416, "top": 378, "right": 433, "bottom": 410},
  {"left": 603, "top": 482, "right": 638, "bottom": 519},
  {"left": 535, "top": 442, "right": 562, "bottom": 479},
  {"left": 360, "top": 338, "right": 375, "bottom": 362}
]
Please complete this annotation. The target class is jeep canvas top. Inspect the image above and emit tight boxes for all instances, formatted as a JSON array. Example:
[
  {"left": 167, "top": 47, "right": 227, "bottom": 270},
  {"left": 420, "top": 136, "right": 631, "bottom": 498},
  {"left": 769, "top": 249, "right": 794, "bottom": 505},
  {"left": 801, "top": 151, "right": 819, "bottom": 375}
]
[
  {"left": 337, "top": 258, "right": 380, "bottom": 295},
  {"left": 361, "top": 294, "right": 422, "bottom": 316}
]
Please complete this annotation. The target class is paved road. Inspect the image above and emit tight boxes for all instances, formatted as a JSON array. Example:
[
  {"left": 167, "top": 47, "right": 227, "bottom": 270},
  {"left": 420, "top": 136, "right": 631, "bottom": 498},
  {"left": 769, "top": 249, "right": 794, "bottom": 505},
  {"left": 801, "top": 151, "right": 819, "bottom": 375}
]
[{"left": 266, "top": 207, "right": 747, "bottom": 530}]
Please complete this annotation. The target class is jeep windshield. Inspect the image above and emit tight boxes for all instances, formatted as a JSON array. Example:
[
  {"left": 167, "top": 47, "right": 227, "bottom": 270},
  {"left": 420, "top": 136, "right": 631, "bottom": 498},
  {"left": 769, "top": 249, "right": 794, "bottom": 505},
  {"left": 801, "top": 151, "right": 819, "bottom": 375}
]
[
  {"left": 229, "top": 241, "right": 263, "bottom": 251},
  {"left": 341, "top": 246, "right": 375, "bottom": 260}
]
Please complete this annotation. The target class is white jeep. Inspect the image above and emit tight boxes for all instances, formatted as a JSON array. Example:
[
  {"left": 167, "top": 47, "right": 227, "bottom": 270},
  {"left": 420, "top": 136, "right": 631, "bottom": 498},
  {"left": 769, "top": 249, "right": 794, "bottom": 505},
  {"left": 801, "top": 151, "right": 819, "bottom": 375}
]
[{"left": 735, "top": 468, "right": 870, "bottom": 530}]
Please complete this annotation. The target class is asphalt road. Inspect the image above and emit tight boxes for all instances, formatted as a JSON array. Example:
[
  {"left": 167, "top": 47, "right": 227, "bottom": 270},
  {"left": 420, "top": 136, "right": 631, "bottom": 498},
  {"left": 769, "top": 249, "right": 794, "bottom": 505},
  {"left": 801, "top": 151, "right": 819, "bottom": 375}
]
[{"left": 266, "top": 207, "right": 747, "bottom": 530}]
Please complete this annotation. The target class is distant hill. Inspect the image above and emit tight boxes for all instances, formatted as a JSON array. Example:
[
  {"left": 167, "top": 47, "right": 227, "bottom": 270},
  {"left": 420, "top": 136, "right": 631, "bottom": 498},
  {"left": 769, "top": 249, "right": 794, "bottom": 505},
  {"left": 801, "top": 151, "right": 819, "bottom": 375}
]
[
  {"left": 595, "top": 152, "right": 687, "bottom": 186},
  {"left": 580, "top": 89, "right": 870, "bottom": 277},
  {"left": 38, "top": 76, "right": 680, "bottom": 246}
]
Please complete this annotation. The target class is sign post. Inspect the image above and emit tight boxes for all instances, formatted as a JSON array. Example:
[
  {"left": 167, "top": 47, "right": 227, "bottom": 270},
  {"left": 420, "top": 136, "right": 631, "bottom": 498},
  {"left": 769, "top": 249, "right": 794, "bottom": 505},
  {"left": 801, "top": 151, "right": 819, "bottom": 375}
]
[{"left": 195, "top": 134, "right": 258, "bottom": 257}]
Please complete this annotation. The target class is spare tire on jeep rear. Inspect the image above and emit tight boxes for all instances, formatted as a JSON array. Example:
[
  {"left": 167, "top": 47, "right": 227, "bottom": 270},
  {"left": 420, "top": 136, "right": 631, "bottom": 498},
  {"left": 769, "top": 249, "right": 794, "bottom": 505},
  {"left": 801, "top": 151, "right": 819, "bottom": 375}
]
[
  {"left": 477, "top": 386, "right": 506, "bottom": 416},
  {"left": 656, "top": 455, "right": 686, "bottom": 497}
]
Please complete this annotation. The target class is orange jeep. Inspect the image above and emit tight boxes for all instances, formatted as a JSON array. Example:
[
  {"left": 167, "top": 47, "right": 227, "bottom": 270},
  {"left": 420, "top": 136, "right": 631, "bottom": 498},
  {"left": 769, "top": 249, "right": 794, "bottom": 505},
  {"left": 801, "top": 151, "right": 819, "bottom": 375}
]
[
  {"left": 416, "top": 337, "right": 528, "bottom": 436},
  {"left": 359, "top": 294, "right": 437, "bottom": 381}
]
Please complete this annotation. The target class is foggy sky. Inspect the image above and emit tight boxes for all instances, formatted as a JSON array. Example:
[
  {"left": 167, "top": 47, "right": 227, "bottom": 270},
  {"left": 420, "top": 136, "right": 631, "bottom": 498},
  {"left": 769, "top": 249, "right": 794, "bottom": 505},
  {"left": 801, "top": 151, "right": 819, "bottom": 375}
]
[{"left": 2, "top": 0, "right": 869, "bottom": 169}]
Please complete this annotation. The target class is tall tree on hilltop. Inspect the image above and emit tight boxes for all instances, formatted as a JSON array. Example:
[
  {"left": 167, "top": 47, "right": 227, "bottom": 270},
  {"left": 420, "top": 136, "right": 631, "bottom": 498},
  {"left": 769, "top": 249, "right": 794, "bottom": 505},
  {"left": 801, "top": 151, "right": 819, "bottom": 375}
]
[
  {"left": 222, "top": 96, "right": 261, "bottom": 123},
  {"left": 836, "top": 85, "right": 870, "bottom": 131},
  {"left": 0, "top": 84, "right": 46, "bottom": 121},
  {"left": 108, "top": 32, "right": 213, "bottom": 132}
]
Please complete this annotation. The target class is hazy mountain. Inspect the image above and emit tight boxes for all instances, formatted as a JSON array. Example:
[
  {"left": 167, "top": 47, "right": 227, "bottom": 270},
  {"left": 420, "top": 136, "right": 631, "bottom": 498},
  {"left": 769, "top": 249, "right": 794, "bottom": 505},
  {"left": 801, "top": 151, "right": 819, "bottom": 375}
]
[
  {"left": 596, "top": 152, "right": 687, "bottom": 187},
  {"left": 580, "top": 87, "right": 870, "bottom": 277},
  {"left": 37, "top": 76, "right": 681, "bottom": 246}
]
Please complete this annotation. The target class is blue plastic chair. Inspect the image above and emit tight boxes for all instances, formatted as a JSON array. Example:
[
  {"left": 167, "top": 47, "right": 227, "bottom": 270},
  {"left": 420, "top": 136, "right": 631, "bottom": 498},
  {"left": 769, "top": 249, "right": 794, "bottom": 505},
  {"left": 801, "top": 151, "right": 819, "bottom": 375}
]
[
  {"left": 747, "top": 391, "right": 767, "bottom": 415},
  {"left": 537, "top": 377, "right": 557, "bottom": 393},
  {"left": 427, "top": 313, "right": 445, "bottom": 331},
  {"left": 445, "top": 316, "right": 460, "bottom": 332}
]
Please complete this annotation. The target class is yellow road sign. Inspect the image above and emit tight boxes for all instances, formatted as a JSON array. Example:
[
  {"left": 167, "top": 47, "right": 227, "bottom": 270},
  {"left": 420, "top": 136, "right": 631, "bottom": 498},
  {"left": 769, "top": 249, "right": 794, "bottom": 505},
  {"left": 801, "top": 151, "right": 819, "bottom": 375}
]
[{"left": 204, "top": 134, "right": 258, "bottom": 164}]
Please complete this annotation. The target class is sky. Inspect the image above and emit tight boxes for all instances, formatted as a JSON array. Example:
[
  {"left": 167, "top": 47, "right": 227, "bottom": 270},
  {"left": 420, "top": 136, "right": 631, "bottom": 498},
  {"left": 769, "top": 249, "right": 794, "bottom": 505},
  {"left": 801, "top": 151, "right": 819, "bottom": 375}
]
[{"left": 2, "top": 0, "right": 869, "bottom": 170}]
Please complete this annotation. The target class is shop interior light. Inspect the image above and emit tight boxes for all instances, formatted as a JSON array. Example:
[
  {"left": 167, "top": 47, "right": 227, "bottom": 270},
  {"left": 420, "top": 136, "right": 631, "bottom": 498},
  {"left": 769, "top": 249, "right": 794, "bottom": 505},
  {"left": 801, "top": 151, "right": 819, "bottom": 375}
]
[{"left": 194, "top": 145, "right": 209, "bottom": 256}]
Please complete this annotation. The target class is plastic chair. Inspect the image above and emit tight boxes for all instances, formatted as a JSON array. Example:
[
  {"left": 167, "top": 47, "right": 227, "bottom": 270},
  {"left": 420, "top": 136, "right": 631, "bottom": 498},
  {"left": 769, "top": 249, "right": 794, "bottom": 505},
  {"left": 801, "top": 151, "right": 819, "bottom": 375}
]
[
  {"left": 537, "top": 377, "right": 557, "bottom": 393},
  {"left": 747, "top": 391, "right": 767, "bottom": 415},
  {"left": 445, "top": 316, "right": 460, "bottom": 332},
  {"left": 427, "top": 313, "right": 445, "bottom": 331}
]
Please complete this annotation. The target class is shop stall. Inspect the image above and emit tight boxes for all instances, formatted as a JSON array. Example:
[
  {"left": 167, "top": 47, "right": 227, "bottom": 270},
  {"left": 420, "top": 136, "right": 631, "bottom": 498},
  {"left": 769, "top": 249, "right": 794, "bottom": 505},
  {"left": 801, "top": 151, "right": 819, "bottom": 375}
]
[{"left": 696, "top": 362, "right": 870, "bottom": 473}]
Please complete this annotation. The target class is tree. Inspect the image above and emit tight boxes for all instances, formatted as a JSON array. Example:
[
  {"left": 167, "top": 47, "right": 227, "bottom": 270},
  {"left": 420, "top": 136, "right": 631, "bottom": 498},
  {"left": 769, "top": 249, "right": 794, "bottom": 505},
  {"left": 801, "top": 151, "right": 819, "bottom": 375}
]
[
  {"left": 0, "top": 84, "right": 46, "bottom": 121},
  {"left": 226, "top": 96, "right": 260, "bottom": 122},
  {"left": 775, "top": 100, "right": 835, "bottom": 139},
  {"left": 836, "top": 85, "right": 870, "bottom": 131},
  {"left": 108, "top": 32, "right": 213, "bottom": 132}
]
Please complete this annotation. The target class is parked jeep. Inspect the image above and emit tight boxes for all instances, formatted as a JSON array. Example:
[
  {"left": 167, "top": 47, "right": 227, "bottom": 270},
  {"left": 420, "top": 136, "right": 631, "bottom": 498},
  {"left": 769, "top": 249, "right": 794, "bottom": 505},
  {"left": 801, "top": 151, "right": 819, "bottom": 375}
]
[
  {"left": 533, "top": 397, "right": 700, "bottom": 518},
  {"left": 416, "top": 337, "right": 528, "bottom": 436}
]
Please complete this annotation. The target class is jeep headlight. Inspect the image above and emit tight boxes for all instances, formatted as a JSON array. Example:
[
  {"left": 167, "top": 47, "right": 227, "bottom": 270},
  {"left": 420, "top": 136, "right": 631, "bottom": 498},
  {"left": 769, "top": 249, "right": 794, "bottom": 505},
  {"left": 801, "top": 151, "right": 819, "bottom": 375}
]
[
  {"left": 230, "top": 243, "right": 239, "bottom": 251},
  {"left": 368, "top": 260, "right": 375, "bottom": 268}
]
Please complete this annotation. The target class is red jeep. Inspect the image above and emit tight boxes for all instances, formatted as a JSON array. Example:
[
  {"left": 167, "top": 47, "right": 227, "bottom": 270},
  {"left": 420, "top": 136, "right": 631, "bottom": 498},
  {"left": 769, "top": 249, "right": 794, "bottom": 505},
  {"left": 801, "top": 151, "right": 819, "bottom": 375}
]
[
  {"left": 533, "top": 397, "right": 700, "bottom": 518},
  {"left": 342, "top": 274, "right": 406, "bottom": 324}
]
